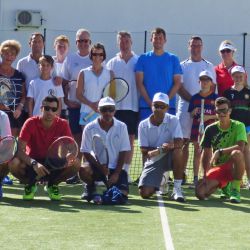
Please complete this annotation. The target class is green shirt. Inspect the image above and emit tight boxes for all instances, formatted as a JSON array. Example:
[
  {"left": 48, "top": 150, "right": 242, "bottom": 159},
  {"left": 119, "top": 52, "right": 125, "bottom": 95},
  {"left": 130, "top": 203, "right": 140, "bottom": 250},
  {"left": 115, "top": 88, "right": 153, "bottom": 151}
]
[{"left": 200, "top": 119, "right": 247, "bottom": 164}]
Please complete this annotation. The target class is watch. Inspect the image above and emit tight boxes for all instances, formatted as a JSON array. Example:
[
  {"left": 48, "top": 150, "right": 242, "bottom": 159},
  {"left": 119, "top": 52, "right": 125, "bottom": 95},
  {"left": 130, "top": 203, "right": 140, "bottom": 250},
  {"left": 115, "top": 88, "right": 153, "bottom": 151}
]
[{"left": 30, "top": 159, "right": 38, "bottom": 168}]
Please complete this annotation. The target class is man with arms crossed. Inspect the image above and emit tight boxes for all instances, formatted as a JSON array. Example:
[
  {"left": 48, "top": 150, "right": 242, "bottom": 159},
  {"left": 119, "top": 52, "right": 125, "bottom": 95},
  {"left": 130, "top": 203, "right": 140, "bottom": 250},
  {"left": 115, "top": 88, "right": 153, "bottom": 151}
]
[
  {"left": 9, "top": 96, "right": 80, "bottom": 201},
  {"left": 196, "top": 97, "right": 247, "bottom": 203},
  {"left": 138, "top": 92, "right": 185, "bottom": 202}
]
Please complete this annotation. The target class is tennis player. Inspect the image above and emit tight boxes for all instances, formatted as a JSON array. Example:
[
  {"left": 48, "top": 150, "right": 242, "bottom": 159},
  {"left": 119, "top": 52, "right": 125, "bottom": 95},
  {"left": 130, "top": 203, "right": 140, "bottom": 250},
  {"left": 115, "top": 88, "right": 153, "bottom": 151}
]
[
  {"left": 196, "top": 97, "right": 247, "bottom": 203},
  {"left": 138, "top": 92, "right": 185, "bottom": 202},
  {"left": 79, "top": 96, "right": 131, "bottom": 201},
  {"left": 0, "top": 110, "right": 12, "bottom": 198},
  {"left": 9, "top": 95, "right": 80, "bottom": 201}
]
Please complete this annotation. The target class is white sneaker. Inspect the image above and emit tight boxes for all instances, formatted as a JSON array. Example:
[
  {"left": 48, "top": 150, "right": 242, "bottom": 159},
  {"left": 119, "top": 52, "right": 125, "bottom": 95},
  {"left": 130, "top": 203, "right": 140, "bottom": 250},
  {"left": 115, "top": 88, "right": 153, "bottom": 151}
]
[{"left": 171, "top": 187, "right": 185, "bottom": 202}]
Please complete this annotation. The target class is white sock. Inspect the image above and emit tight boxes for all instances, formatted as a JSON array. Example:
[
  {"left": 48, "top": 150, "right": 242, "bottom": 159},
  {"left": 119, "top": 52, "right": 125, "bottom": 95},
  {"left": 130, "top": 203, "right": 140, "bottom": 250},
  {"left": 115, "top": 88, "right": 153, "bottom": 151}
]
[
  {"left": 174, "top": 179, "right": 182, "bottom": 189},
  {"left": 123, "top": 164, "right": 130, "bottom": 173}
]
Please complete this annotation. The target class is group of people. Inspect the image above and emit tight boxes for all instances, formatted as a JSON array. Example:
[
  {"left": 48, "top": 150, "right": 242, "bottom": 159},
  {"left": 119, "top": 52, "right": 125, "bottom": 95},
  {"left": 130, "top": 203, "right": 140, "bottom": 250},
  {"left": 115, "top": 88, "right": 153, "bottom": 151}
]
[{"left": 0, "top": 26, "right": 249, "bottom": 204}]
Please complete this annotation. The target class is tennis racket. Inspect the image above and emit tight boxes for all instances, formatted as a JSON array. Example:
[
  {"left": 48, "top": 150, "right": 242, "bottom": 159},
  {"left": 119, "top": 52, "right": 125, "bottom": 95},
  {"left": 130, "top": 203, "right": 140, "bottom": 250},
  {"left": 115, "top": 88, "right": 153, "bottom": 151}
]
[
  {"left": 44, "top": 136, "right": 78, "bottom": 171},
  {"left": 92, "top": 134, "right": 109, "bottom": 187},
  {"left": 198, "top": 99, "right": 205, "bottom": 143},
  {"left": 83, "top": 78, "right": 129, "bottom": 122},
  {"left": 0, "top": 78, "right": 17, "bottom": 112},
  {"left": 0, "top": 136, "right": 18, "bottom": 164}
]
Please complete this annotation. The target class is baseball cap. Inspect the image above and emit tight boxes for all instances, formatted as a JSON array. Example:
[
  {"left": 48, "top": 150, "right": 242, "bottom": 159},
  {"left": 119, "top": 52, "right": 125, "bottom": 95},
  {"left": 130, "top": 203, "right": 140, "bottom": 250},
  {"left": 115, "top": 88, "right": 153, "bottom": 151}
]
[
  {"left": 231, "top": 65, "right": 246, "bottom": 75},
  {"left": 152, "top": 92, "right": 169, "bottom": 105},
  {"left": 199, "top": 70, "right": 213, "bottom": 80},
  {"left": 219, "top": 43, "right": 236, "bottom": 52},
  {"left": 98, "top": 97, "right": 115, "bottom": 107}
]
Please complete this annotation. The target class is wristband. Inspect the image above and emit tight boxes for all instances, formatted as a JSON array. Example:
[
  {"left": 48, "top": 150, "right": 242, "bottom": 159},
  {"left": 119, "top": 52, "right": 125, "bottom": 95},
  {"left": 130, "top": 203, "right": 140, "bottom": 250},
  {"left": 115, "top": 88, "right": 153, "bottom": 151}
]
[{"left": 157, "top": 146, "right": 163, "bottom": 154}]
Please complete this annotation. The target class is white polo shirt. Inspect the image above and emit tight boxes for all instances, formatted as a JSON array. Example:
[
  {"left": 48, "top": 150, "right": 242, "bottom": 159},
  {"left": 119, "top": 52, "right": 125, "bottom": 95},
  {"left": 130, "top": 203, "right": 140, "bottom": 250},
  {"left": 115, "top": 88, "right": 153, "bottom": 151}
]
[
  {"left": 138, "top": 113, "right": 183, "bottom": 148},
  {"left": 81, "top": 117, "right": 131, "bottom": 169},
  {"left": 17, "top": 54, "right": 40, "bottom": 92},
  {"left": 61, "top": 52, "right": 92, "bottom": 103},
  {"left": 0, "top": 111, "right": 11, "bottom": 137},
  {"left": 106, "top": 53, "right": 139, "bottom": 112}
]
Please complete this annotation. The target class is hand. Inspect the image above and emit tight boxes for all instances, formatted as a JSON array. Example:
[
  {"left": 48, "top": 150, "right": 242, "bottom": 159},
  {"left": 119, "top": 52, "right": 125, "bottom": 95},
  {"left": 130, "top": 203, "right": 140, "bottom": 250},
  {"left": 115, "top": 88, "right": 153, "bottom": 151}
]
[
  {"left": 13, "top": 108, "right": 22, "bottom": 119},
  {"left": 209, "top": 150, "right": 220, "bottom": 166},
  {"left": 191, "top": 107, "right": 199, "bottom": 117},
  {"left": 107, "top": 172, "right": 119, "bottom": 186},
  {"left": 0, "top": 103, "right": 10, "bottom": 111},
  {"left": 33, "top": 163, "right": 50, "bottom": 178},
  {"left": 53, "top": 76, "right": 63, "bottom": 86},
  {"left": 89, "top": 101, "right": 99, "bottom": 113},
  {"left": 64, "top": 99, "right": 80, "bottom": 108},
  {"left": 162, "top": 142, "right": 174, "bottom": 152}
]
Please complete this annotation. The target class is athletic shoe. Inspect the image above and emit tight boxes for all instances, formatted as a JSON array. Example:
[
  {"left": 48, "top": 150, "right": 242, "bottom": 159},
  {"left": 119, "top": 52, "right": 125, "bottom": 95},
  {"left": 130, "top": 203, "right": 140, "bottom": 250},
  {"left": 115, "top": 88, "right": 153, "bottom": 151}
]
[
  {"left": 23, "top": 184, "right": 37, "bottom": 200},
  {"left": 171, "top": 187, "right": 185, "bottom": 202},
  {"left": 81, "top": 183, "right": 96, "bottom": 202},
  {"left": 66, "top": 175, "right": 81, "bottom": 184},
  {"left": 220, "top": 182, "right": 231, "bottom": 199},
  {"left": 45, "top": 185, "right": 62, "bottom": 201},
  {"left": 0, "top": 183, "right": 3, "bottom": 198},
  {"left": 230, "top": 189, "right": 241, "bottom": 203},
  {"left": 2, "top": 176, "right": 13, "bottom": 185}
]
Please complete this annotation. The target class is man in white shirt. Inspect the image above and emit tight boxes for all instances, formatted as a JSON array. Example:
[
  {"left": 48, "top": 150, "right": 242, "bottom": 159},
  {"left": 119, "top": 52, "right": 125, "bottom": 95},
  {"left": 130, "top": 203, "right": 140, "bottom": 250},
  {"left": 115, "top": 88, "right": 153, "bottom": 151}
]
[
  {"left": 176, "top": 36, "right": 216, "bottom": 185},
  {"left": 79, "top": 97, "right": 131, "bottom": 201},
  {"left": 106, "top": 31, "right": 139, "bottom": 181},
  {"left": 61, "top": 28, "right": 92, "bottom": 184},
  {"left": 138, "top": 92, "right": 185, "bottom": 202}
]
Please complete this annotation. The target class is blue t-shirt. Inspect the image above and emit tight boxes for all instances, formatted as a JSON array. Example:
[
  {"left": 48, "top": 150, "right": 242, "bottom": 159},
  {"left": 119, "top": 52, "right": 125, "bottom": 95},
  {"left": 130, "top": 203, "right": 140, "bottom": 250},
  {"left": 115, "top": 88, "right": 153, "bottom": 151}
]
[{"left": 135, "top": 51, "right": 182, "bottom": 109}]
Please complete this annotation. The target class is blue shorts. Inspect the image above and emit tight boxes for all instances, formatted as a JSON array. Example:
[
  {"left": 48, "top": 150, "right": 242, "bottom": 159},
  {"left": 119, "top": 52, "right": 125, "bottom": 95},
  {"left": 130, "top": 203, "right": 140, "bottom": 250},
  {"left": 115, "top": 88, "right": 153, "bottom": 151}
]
[
  {"left": 68, "top": 108, "right": 81, "bottom": 134},
  {"left": 246, "top": 126, "right": 250, "bottom": 135},
  {"left": 79, "top": 112, "right": 99, "bottom": 126}
]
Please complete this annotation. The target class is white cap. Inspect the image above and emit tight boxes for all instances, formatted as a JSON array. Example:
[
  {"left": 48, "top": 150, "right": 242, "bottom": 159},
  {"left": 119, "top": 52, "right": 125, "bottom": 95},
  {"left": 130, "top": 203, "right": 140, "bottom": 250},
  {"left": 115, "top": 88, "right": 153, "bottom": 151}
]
[
  {"left": 152, "top": 92, "right": 169, "bottom": 105},
  {"left": 219, "top": 43, "right": 236, "bottom": 52},
  {"left": 199, "top": 70, "right": 213, "bottom": 80},
  {"left": 231, "top": 65, "right": 246, "bottom": 75},
  {"left": 98, "top": 97, "right": 115, "bottom": 107}
]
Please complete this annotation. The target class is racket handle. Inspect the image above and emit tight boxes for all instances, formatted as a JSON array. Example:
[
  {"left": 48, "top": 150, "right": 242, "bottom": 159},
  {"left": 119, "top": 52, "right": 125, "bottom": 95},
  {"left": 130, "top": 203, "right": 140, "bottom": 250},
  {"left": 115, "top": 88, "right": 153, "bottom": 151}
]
[{"left": 83, "top": 110, "right": 95, "bottom": 122}]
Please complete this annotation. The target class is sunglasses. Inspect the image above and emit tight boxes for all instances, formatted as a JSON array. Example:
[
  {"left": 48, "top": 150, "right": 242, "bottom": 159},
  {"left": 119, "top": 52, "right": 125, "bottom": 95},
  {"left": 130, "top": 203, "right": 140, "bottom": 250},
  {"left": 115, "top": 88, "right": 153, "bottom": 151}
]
[
  {"left": 43, "top": 106, "right": 58, "bottom": 112},
  {"left": 221, "top": 49, "right": 232, "bottom": 54},
  {"left": 153, "top": 104, "right": 167, "bottom": 109},
  {"left": 215, "top": 108, "right": 229, "bottom": 114},
  {"left": 99, "top": 107, "right": 115, "bottom": 113},
  {"left": 92, "top": 53, "right": 104, "bottom": 57},
  {"left": 76, "top": 39, "right": 90, "bottom": 43}
]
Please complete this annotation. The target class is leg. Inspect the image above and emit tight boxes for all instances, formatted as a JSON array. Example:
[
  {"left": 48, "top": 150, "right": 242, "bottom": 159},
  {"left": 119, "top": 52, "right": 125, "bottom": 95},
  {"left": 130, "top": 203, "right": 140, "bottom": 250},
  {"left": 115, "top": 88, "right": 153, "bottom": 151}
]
[
  {"left": 244, "top": 135, "right": 250, "bottom": 188},
  {"left": 0, "top": 163, "right": 10, "bottom": 198},
  {"left": 192, "top": 141, "right": 201, "bottom": 185},
  {"left": 195, "top": 178, "right": 219, "bottom": 200},
  {"left": 182, "top": 139, "right": 189, "bottom": 184}
]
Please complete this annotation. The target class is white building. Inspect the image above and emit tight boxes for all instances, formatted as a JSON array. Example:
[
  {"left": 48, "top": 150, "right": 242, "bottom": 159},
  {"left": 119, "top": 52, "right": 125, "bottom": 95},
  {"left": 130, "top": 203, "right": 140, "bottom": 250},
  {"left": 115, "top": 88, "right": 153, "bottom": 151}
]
[{"left": 0, "top": 0, "right": 250, "bottom": 72}]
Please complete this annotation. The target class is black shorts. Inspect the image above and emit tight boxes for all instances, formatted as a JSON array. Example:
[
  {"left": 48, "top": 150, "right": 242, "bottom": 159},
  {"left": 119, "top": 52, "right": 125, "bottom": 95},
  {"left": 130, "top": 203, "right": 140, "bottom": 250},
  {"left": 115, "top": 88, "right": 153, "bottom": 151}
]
[
  {"left": 115, "top": 110, "right": 138, "bottom": 135},
  {"left": 7, "top": 110, "right": 28, "bottom": 129},
  {"left": 68, "top": 107, "right": 82, "bottom": 134}
]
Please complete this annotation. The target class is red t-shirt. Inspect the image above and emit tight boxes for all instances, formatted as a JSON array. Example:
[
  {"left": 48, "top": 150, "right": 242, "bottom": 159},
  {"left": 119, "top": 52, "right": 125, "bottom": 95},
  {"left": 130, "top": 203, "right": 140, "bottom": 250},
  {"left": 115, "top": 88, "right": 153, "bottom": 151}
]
[
  {"left": 19, "top": 116, "right": 72, "bottom": 159},
  {"left": 215, "top": 62, "right": 237, "bottom": 96}
]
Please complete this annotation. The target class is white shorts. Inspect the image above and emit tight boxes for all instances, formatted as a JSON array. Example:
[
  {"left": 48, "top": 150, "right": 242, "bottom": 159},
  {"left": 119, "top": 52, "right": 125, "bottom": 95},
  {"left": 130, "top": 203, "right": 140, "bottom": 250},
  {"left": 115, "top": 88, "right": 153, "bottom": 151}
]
[{"left": 177, "top": 111, "right": 192, "bottom": 139}]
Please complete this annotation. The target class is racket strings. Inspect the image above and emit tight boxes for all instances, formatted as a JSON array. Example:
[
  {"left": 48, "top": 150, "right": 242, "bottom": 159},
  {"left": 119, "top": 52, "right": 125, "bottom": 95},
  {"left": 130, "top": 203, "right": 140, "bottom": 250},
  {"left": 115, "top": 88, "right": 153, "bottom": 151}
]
[
  {"left": 0, "top": 137, "right": 17, "bottom": 163},
  {"left": 93, "top": 138, "right": 108, "bottom": 165}
]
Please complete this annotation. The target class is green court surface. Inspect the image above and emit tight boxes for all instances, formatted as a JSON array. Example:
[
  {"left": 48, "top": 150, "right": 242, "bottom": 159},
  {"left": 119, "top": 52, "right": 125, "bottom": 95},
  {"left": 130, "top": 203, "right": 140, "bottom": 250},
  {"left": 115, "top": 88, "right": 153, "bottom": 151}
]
[{"left": 0, "top": 183, "right": 249, "bottom": 250}]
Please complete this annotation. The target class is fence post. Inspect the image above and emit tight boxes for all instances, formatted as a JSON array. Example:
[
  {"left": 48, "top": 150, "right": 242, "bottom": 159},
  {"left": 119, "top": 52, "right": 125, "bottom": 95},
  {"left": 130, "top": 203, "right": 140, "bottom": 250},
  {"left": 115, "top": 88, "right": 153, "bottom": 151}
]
[
  {"left": 144, "top": 30, "right": 147, "bottom": 53},
  {"left": 243, "top": 32, "right": 247, "bottom": 67},
  {"left": 43, "top": 28, "right": 47, "bottom": 54}
]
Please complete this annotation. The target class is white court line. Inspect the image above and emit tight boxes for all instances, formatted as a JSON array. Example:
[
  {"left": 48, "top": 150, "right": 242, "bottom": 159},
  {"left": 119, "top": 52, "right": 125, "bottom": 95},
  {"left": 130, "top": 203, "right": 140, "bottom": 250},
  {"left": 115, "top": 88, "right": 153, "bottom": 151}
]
[{"left": 156, "top": 192, "right": 175, "bottom": 250}]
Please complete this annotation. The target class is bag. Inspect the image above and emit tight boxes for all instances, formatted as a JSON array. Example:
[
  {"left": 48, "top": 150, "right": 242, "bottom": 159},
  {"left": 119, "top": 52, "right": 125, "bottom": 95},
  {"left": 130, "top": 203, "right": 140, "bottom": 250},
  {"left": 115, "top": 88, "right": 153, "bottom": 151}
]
[{"left": 102, "top": 186, "right": 128, "bottom": 205}]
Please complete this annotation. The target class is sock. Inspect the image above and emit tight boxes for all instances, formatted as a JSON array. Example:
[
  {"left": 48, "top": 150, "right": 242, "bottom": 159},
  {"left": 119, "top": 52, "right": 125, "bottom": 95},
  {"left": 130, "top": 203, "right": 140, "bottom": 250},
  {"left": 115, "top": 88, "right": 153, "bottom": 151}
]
[
  {"left": 231, "top": 180, "right": 241, "bottom": 192},
  {"left": 194, "top": 176, "right": 198, "bottom": 182},
  {"left": 174, "top": 179, "right": 182, "bottom": 189},
  {"left": 123, "top": 164, "right": 130, "bottom": 173}
]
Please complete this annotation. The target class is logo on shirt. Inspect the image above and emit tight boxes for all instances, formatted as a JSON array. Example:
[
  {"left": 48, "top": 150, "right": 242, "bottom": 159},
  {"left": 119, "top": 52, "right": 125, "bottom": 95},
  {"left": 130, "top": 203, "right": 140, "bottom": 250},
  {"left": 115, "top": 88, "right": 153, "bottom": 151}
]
[{"left": 48, "top": 89, "right": 56, "bottom": 96}]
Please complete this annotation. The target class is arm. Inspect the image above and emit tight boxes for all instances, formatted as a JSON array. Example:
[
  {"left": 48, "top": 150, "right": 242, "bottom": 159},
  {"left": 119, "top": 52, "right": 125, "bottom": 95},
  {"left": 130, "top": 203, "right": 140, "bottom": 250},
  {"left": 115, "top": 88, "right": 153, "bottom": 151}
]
[
  {"left": 62, "top": 79, "right": 80, "bottom": 108},
  {"left": 178, "top": 85, "right": 192, "bottom": 102},
  {"left": 200, "top": 147, "right": 213, "bottom": 175},
  {"left": 168, "top": 74, "right": 182, "bottom": 100},
  {"left": 135, "top": 71, "right": 152, "bottom": 107},
  {"left": 17, "top": 139, "right": 49, "bottom": 177},
  {"left": 13, "top": 80, "right": 26, "bottom": 119},
  {"left": 76, "top": 71, "right": 98, "bottom": 112},
  {"left": 57, "top": 97, "right": 62, "bottom": 116},
  {"left": 28, "top": 98, "right": 34, "bottom": 117}
]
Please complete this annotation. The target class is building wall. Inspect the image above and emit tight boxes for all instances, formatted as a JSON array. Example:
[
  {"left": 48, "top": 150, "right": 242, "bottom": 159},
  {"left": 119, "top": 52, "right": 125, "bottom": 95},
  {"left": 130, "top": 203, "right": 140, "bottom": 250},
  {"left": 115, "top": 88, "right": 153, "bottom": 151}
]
[{"left": 0, "top": 0, "right": 250, "bottom": 72}]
